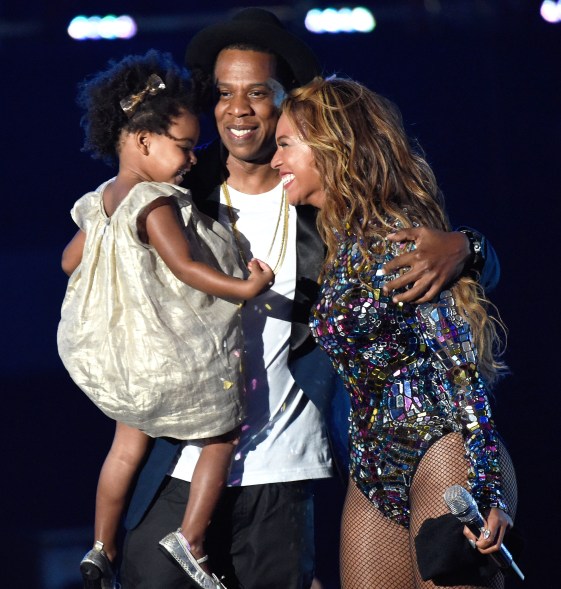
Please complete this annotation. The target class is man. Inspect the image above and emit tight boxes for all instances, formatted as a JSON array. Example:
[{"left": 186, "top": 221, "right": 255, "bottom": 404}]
[{"left": 120, "top": 8, "right": 497, "bottom": 589}]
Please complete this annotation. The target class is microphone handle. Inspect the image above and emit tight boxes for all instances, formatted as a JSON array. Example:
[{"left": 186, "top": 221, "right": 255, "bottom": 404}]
[{"left": 464, "top": 519, "right": 524, "bottom": 581}]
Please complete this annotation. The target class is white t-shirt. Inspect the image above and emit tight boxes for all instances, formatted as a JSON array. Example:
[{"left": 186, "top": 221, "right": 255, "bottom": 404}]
[{"left": 171, "top": 182, "right": 333, "bottom": 485}]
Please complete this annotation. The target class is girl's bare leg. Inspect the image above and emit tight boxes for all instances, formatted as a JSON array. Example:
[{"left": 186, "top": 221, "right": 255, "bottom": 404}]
[
  {"left": 178, "top": 430, "right": 239, "bottom": 571},
  {"left": 94, "top": 422, "right": 151, "bottom": 562}
]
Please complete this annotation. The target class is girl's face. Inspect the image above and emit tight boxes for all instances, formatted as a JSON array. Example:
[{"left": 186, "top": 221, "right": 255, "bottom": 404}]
[
  {"left": 144, "top": 110, "right": 200, "bottom": 184},
  {"left": 271, "top": 113, "right": 325, "bottom": 208}
]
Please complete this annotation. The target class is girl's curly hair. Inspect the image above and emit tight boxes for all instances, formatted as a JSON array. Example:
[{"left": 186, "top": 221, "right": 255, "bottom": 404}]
[{"left": 77, "top": 49, "right": 200, "bottom": 166}]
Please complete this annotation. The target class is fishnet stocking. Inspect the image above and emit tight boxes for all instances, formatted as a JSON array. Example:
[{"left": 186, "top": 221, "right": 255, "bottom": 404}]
[
  {"left": 341, "top": 480, "right": 415, "bottom": 589},
  {"left": 340, "top": 433, "right": 518, "bottom": 589}
]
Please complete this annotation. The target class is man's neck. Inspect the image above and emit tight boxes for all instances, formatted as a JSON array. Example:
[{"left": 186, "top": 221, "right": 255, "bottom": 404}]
[{"left": 225, "top": 156, "right": 280, "bottom": 195}]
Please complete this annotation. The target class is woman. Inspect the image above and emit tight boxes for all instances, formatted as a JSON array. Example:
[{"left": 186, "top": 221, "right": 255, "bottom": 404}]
[{"left": 271, "top": 77, "right": 517, "bottom": 589}]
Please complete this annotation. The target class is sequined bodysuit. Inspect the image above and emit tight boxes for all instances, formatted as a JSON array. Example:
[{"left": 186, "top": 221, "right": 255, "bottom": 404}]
[{"left": 310, "top": 233, "right": 507, "bottom": 527}]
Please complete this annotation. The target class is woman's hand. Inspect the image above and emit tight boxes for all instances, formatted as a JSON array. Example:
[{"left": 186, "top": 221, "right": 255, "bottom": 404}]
[{"left": 463, "top": 506, "right": 513, "bottom": 555}]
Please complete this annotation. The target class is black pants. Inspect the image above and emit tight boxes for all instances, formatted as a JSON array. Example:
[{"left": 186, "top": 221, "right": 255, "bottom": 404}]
[{"left": 120, "top": 477, "right": 315, "bottom": 589}]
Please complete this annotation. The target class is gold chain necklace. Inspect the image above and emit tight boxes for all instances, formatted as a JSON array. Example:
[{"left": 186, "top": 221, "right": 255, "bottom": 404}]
[{"left": 221, "top": 181, "right": 289, "bottom": 274}]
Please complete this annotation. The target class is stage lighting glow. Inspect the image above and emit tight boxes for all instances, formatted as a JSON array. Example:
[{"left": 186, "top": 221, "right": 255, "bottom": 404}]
[
  {"left": 540, "top": 0, "right": 561, "bottom": 23},
  {"left": 305, "top": 6, "right": 375, "bottom": 34},
  {"left": 67, "top": 15, "right": 137, "bottom": 40},
  {"left": 541, "top": 0, "right": 561, "bottom": 23},
  {"left": 67, "top": 16, "right": 93, "bottom": 40}
]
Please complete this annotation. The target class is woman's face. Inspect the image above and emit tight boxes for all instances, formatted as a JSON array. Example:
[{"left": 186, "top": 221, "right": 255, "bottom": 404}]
[{"left": 271, "top": 113, "right": 325, "bottom": 208}]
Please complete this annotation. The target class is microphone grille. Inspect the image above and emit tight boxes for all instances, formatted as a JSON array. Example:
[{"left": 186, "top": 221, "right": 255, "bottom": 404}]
[{"left": 443, "top": 484, "right": 473, "bottom": 517}]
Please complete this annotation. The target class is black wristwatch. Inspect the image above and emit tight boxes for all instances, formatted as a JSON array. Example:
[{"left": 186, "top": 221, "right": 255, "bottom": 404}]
[{"left": 458, "top": 227, "right": 485, "bottom": 274}]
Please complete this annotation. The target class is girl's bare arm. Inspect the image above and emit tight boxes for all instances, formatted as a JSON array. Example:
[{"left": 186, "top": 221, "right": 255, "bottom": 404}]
[
  {"left": 145, "top": 203, "right": 273, "bottom": 300},
  {"left": 61, "top": 229, "right": 86, "bottom": 276}
]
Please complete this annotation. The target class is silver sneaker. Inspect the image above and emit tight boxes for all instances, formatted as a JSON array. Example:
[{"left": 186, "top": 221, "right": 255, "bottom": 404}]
[
  {"left": 159, "top": 530, "right": 227, "bottom": 589},
  {"left": 80, "top": 540, "right": 117, "bottom": 589}
]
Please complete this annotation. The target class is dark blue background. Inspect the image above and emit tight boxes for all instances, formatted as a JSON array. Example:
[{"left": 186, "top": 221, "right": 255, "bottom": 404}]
[{"left": 1, "top": 1, "right": 559, "bottom": 587}]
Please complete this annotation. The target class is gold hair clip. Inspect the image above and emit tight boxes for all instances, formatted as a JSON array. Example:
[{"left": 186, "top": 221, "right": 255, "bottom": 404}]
[{"left": 120, "top": 74, "right": 166, "bottom": 117}]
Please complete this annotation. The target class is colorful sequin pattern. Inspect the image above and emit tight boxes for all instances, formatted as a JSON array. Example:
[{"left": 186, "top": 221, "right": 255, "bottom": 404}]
[{"left": 310, "top": 233, "right": 506, "bottom": 527}]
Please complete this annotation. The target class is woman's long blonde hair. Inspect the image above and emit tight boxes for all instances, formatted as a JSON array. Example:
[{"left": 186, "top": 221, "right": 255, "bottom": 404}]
[{"left": 282, "top": 77, "right": 506, "bottom": 385}]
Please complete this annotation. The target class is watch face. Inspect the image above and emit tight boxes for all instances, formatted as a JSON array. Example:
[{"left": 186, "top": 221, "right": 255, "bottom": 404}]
[{"left": 460, "top": 229, "right": 483, "bottom": 262}]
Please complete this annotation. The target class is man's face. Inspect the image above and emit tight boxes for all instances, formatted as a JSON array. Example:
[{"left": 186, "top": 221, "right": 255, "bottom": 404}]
[{"left": 214, "top": 49, "right": 285, "bottom": 165}]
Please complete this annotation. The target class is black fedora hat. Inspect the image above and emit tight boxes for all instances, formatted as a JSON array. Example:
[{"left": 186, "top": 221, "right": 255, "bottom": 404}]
[{"left": 185, "top": 7, "right": 321, "bottom": 88}]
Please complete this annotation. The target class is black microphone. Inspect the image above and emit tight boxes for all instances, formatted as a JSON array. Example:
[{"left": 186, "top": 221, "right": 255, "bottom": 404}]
[{"left": 443, "top": 484, "right": 524, "bottom": 581}]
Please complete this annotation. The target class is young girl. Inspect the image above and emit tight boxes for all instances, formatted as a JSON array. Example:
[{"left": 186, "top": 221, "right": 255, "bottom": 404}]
[{"left": 57, "top": 50, "right": 273, "bottom": 589}]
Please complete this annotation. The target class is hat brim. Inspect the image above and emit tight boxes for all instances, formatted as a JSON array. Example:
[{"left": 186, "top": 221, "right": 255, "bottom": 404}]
[{"left": 185, "top": 19, "right": 321, "bottom": 87}]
